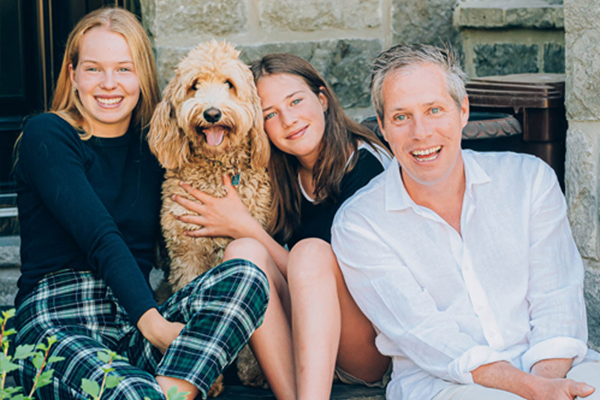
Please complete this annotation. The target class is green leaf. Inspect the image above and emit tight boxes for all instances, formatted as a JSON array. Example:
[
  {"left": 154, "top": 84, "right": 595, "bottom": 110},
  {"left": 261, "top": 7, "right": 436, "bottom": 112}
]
[
  {"left": 3, "top": 328, "right": 17, "bottom": 337},
  {"left": 36, "top": 369, "right": 54, "bottom": 388},
  {"left": 81, "top": 378, "right": 100, "bottom": 399},
  {"left": 0, "top": 352, "right": 19, "bottom": 374},
  {"left": 13, "top": 344, "right": 36, "bottom": 360},
  {"left": 105, "top": 375, "right": 124, "bottom": 389},
  {"left": 0, "top": 385, "right": 23, "bottom": 396},
  {"left": 47, "top": 356, "right": 65, "bottom": 364},
  {"left": 97, "top": 351, "right": 113, "bottom": 363},
  {"left": 31, "top": 352, "right": 44, "bottom": 370},
  {"left": 35, "top": 343, "right": 47, "bottom": 352},
  {"left": 1, "top": 308, "right": 15, "bottom": 319},
  {"left": 46, "top": 336, "right": 57, "bottom": 346},
  {"left": 113, "top": 354, "right": 128, "bottom": 362},
  {"left": 166, "top": 386, "right": 190, "bottom": 400}
]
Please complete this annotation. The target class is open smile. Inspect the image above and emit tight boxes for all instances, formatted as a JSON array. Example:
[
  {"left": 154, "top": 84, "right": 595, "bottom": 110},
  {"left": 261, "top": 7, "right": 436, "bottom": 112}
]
[
  {"left": 411, "top": 146, "right": 442, "bottom": 162},
  {"left": 95, "top": 96, "right": 124, "bottom": 107},
  {"left": 286, "top": 125, "right": 308, "bottom": 140}
]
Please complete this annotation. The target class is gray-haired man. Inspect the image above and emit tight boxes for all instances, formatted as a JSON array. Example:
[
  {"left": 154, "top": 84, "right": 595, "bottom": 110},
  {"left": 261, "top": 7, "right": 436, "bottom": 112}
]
[{"left": 332, "top": 44, "right": 600, "bottom": 400}]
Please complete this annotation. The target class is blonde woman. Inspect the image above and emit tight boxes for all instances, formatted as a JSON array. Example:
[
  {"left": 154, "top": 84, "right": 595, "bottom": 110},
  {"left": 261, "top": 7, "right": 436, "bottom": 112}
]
[{"left": 13, "top": 8, "right": 268, "bottom": 400}]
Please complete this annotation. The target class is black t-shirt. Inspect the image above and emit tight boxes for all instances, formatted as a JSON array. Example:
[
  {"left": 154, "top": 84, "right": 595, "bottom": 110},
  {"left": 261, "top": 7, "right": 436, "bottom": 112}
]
[
  {"left": 287, "top": 146, "right": 390, "bottom": 249},
  {"left": 14, "top": 113, "right": 163, "bottom": 324}
]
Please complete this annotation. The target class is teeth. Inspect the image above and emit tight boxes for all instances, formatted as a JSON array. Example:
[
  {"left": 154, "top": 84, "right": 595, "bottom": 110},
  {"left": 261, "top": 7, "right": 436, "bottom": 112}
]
[
  {"left": 97, "top": 97, "right": 122, "bottom": 105},
  {"left": 412, "top": 146, "right": 441, "bottom": 157}
]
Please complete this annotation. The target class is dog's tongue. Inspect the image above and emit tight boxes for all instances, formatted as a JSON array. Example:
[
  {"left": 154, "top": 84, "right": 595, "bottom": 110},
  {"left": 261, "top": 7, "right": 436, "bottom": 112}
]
[{"left": 204, "top": 126, "right": 225, "bottom": 146}]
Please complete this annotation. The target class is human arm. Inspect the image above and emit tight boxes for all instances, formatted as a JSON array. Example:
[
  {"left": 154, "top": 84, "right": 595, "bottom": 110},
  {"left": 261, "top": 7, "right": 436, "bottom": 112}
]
[
  {"left": 331, "top": 209, "right": 512, "bottom": 384},
  {"left": 472, "top": 361, "right": 594, "bottom": 399},
  {"left": 173, "top": 175, "right": 290, "bottom": 275},
  {"left": 523, "top": 162, "right": 589, "bottom": 372},
  {"left": 16, "top": 115, "right": 158, "bottom": 324}
]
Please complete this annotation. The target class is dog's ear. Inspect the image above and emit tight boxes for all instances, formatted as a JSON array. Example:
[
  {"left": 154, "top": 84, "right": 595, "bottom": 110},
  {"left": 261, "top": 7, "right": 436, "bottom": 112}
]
[
  {"left": 148, "top": 83, "right": 190, "bottom": 170},
  {"left": 249, "top": 94, "right": 270, "bottom": 169}
]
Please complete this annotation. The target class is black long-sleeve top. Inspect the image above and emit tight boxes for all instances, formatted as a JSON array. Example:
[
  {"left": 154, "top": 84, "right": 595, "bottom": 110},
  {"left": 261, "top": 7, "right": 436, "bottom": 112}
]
[{"left": 14, "top": 113, "right": 163, "bottom": 324}]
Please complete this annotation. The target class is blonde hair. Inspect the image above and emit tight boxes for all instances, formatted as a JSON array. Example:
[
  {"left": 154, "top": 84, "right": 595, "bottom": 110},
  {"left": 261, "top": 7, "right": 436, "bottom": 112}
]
[{"left": 52, "top": 7, "right": 160, "bottom": 137}]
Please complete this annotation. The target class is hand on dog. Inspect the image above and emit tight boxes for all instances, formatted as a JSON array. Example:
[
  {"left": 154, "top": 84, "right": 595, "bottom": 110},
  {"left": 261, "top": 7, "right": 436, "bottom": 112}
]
[{"left": 173, "top": 175, "right": 261, "bottom": 239}]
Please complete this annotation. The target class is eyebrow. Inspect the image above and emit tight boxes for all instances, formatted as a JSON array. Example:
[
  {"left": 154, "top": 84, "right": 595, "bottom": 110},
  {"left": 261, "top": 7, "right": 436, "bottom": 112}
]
[
  {"left": 390, "top": 100, "right": 438, "bottom": 112},
  {"left": 262, "top": 90, "right": 304, "bottom": 112}
]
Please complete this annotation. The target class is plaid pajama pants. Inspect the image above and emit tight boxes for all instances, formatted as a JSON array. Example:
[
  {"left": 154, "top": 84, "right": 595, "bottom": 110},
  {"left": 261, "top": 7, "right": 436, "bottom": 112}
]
[{"left": 13, "top": 259, "right": 269, "bottom": 400}]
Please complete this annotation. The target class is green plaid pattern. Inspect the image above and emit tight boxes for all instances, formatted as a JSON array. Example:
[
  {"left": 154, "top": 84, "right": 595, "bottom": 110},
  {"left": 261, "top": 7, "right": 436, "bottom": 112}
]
[{"left": 14, "top": 259, "right": 269, "bottom": 400}]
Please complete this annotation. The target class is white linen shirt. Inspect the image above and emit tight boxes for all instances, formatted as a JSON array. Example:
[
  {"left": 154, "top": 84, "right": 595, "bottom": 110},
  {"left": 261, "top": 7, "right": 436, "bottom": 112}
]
[{"left": 331, "top": 150, "right": 598, "bottom": 400}]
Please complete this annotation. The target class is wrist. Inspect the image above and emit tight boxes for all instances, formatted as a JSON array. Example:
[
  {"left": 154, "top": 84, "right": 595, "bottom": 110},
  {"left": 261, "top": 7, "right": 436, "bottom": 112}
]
[{"left": 137, "top": 308, "right": 162, "bottom": 342}]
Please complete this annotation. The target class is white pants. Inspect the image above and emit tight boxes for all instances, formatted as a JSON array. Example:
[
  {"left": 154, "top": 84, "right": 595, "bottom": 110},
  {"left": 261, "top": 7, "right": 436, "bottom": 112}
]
[{"left": 433, "top": 361, "right": 600, "bottom": 400}]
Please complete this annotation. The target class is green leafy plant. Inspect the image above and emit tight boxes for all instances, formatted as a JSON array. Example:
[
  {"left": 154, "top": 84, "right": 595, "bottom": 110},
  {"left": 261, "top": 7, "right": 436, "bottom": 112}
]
[
  {"left": 0, "top": 309, "right": 64, "bottom": 400},
  {"left": 1, "top": 309, "right": 189, "bottom": 400}
]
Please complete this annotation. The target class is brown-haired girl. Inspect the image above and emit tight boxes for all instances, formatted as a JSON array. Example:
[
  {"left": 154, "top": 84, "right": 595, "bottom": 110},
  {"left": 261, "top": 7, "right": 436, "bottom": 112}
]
[{"left": 174, "top": 53, "right": 392, "bottom": 400}]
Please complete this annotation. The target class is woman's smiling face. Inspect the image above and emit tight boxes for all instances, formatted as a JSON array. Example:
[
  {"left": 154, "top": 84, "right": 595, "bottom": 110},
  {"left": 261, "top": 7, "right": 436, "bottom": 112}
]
[
  {"left": 69, "top": 27, "right": 140, "bottom": 137},
  {"left": 256, "top": 73, "right": 328, "bottom": 168}
]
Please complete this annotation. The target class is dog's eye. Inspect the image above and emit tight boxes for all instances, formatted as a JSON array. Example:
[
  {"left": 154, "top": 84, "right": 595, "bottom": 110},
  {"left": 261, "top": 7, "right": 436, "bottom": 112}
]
[
  {"left": 225, "top": 80, "right": 234, "bottom": 89},
  {"left": 190, "top": 80, "right": 199, "bottom": 91}
]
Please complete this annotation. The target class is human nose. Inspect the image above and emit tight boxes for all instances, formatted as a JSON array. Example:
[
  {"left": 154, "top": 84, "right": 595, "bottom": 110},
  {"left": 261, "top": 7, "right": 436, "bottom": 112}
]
[
  {"left": 100, "top": 70, "right": 118, "bottom": 90},
  {"left": 279, "top": 108, "right": 297, "bottom": 128},
  {"left": 410, "top": 115, "right": 432, "bottom": 140}
]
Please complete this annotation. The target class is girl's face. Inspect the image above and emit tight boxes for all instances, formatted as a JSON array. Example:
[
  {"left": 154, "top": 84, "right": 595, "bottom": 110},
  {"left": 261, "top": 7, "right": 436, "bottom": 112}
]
[
  {"left": 69, "top": 27, "right": 140, "bottom": 138},
  {"left": 257, "top": 73, "right": 328, "bottom": 168}
]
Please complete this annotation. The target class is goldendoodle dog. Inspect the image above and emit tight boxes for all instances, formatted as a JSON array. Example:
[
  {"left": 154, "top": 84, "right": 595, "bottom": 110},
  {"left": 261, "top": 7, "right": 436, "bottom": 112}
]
[{"left": 148, "top": 41, "right": 272, "bottom": 396}]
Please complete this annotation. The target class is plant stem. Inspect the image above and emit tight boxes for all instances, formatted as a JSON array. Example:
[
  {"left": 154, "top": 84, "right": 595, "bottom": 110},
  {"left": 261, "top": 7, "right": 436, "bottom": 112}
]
[
  {"left": 28, "top": 343, "right": 52, "bottom": 398},
  {"left": 97, "top": 358, "right": 114, "bottom": 400}
]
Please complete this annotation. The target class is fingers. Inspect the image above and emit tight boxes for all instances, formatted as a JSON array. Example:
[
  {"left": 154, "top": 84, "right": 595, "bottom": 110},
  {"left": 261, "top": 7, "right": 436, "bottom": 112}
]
[
  {"left": 570, "top": 380, "right": 595, "bottom": 398},
  {"left": 179, "top": 181, "right": 213, "bottom": 203},
  {"left": 172, "top": 193, "right": 205, "bottom": 213}
]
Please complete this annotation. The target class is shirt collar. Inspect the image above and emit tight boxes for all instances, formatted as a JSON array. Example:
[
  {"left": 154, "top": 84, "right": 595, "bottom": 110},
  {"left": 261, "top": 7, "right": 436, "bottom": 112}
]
[{"left": 384, "top": 149, "right": 491, "bottom": 212}]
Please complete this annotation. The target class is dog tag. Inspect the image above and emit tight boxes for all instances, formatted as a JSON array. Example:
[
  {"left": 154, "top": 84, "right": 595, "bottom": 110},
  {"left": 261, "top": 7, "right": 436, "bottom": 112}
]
[{"left": 231, "top": 174, "right": 240, "bottom": 186}]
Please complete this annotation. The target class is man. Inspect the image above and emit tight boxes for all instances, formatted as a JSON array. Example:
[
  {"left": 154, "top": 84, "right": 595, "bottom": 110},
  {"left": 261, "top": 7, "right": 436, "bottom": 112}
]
[{"left": 331, "top": 44, "right": 600, "bottom": 400}]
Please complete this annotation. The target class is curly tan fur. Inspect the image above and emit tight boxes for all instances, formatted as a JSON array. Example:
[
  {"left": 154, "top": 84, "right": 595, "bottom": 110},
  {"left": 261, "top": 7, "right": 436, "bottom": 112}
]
[{"left": 148, "top": 41, "right": 271, "bottom": 396}]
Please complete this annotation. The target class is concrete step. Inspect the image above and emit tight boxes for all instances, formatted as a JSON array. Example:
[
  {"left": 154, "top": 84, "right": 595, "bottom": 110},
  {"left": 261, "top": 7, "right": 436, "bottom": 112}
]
[
  {"left": 219, "top": 384, "right": 385, "bottom": 399},
  {"left": 0, "top": 235, "right": 20, "bottom": 308}
]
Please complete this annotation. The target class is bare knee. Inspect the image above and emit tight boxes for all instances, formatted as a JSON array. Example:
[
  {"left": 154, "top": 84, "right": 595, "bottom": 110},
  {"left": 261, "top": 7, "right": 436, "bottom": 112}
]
[
  {"left": 224, "top": 238, "right": 269, "bottom": 266},
  {"left": 288, "top": 238, "right": 339, "bottom": 284}
]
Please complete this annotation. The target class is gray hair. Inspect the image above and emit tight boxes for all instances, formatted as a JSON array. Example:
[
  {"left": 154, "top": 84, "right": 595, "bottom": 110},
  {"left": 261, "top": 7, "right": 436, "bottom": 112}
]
[{"left": 371, "top": 44, "right": 467, "bottom": 123}]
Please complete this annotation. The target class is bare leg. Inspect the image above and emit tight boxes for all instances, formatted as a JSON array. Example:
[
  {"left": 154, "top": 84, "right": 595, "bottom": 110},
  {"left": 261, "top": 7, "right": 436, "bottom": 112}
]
[
  {"left": 156, "top": 376, "right": 199, "bottom": 399},
  {"left": 288, "top": 239, "right": 391, "bottom": 400},
  {"left": 224, "top": 238, "right": 296, "bottom": 400}
]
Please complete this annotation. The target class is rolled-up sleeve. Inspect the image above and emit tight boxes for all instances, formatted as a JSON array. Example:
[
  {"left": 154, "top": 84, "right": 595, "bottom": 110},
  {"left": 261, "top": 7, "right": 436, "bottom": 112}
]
[
  {"left": 523, "top": 163, "right": 588, "bottom": 372},
  {"left": 332, "top": 211, "right": 511, "bottom": 383}
]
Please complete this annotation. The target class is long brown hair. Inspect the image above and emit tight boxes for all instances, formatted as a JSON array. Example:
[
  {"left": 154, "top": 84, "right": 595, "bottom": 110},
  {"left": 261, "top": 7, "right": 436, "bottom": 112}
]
[
  {"left": 250, "top": 53, "right": 389, "bottom": 242},
  {"left": 52, "top": 7, "right": 160, "bottom": 137}
]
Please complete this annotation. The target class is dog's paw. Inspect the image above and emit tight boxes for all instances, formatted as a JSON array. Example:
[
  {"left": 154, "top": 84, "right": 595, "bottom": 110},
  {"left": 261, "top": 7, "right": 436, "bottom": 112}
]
[{"left": 207, "top": 374, "right": 225, "bottom": 398}]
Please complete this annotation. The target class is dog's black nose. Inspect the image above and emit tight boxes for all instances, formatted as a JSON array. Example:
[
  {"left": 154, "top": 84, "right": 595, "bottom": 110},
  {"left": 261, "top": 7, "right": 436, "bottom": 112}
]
[{"left": 204, "top": 108, "right": 222, "bottom": 123}]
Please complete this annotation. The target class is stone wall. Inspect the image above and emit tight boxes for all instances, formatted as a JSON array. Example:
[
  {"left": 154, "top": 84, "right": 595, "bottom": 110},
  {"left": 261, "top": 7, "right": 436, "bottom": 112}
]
[
  {"left": 564, "top": 0, "right": 600, "bottom": 350},
  {"left": 140, "top": 0, "right": 462, "bottom": 119},
  {"left": 455, "top": 1, "right": 565, "bottom": 77}
]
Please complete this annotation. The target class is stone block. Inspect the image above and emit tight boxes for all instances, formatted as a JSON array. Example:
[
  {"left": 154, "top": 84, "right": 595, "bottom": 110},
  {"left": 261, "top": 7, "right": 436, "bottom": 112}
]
[
  {"left": 258, "top": 0, "right": 381, "bottom": 32},
  {"left": 565, "top": 124, "right": 600, "bottom": 260},
  {"left": 565, "top": 22, "right": 600, "bottom": 120},
  {"left": 564, "top": 0, "right": 600, "bottom": 33},
  {"left": 143, "top": 0, "right": 247, "bottom": 40},
  {"left": 392, "top": 0, "right": 461, "bottom": 49},
  {"left": 543, "top": 43, "right": 565, "bottom": 73},
  {"left": 584, "top": 264, "right": 600, "bottom": 350},
  {"left": 474, "top": 43, "right": 539, "bottom": 77},
  {"left": 0, "top": 235, "right": 20, "bottom": 268},
  {"left": 455, "top": 1, "right": 564, "bottom": 29},
  {"left": 0, "top": 267, "right": 19, "bottom": 307}
]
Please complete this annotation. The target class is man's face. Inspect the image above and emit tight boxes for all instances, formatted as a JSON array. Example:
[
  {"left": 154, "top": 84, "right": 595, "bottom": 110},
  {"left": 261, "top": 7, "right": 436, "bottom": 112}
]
[{"left": 377, "top": 63, "right": 469, "bottom": 190}]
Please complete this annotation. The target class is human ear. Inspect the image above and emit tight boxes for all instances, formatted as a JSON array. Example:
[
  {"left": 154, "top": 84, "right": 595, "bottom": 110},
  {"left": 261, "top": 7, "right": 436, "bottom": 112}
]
[
  {"left": 460, "top": 95, "right": 470, "bottom": 128},
  {"left": 69, "top": 64, "right": 77, "bottom": 90},
  {"left": 318, "top": 87, "right": 329, "bottom": 112},
  {"left": 376, "top": 114, "right": 388, "bottom": 142}
]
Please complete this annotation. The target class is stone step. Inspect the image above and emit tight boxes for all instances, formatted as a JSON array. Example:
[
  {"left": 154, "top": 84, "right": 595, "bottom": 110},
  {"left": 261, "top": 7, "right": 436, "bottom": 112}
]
[{"left": 0, "top": 235, "right": 21, "bottom": 308}]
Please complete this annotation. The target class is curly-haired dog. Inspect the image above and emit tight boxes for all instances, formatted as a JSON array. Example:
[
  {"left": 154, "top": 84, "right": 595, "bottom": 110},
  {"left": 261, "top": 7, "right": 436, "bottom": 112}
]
[{"left": 148, "top": 41, "right": 271, "bottom": 396}]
